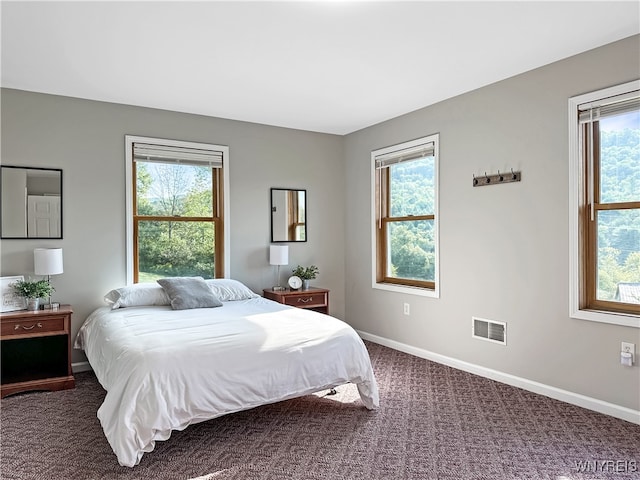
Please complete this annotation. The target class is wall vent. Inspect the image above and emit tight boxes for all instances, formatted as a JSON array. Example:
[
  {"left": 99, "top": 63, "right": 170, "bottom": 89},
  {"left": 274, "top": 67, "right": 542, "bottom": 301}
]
[{"left": 472, "top": 317, "right": 506, "bottom": 345}]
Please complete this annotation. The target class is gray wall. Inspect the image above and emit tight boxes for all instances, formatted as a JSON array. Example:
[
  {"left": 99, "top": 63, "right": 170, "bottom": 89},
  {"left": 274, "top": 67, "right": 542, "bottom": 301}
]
[
  {"left": 0, "top": 90, "right": 345, "bottom": 363},
  {"left": 344, "top": 35, "right": 640, "bottom": 411}
]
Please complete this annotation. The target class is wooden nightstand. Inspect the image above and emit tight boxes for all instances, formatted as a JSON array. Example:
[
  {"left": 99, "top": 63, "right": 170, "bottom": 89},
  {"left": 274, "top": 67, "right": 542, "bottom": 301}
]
[
  {"left": 263, "top": 287, "right": 329, "bottom": 314},
  {"left": 1, "top": 305, "right": 75, "bottom": 398}
]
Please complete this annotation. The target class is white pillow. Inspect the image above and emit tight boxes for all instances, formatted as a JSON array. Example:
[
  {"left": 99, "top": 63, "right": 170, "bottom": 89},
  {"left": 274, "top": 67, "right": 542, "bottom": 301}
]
[
  {"left": 205, "top": 279, "right": 259, "bottom": 301},
  {"left": 104, "top": 283, "right": 170, "bottom": 309}
]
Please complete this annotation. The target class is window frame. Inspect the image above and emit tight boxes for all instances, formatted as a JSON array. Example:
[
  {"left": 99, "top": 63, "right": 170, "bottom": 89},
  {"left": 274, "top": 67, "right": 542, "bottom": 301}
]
[
  {"left": 125, "top": 135, "right": 230, "bottom": 285},
  {"left": 371, "top": 134, "right": 440, "bottom": 298},
  {"left": 568, "top": 80, "right": 640, "bottom": 328}
]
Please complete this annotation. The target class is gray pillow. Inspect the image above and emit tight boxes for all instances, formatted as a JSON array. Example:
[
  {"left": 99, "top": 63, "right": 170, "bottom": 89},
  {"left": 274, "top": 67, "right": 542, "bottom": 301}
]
[{"left": 157, "top": 277, "right": 223, "bottom": 310}]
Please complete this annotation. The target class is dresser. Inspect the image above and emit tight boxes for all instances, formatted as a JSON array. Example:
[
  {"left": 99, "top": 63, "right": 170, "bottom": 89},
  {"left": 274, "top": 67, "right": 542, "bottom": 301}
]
[
  {"left": 1, "top": 305, "right": 75, "bottom": 398},
  {"left": 263, "top": 287, "right": 329, "bottom": 314}
]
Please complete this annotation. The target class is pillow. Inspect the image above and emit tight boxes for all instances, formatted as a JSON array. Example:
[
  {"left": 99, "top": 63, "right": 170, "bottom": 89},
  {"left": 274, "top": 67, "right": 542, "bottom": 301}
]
[
  {"left": 104, "top": 283, "right": 170, "bottom": 309},
  {"left": 157, "top": 277, "right": 223, "bottom": 310},
  {"left": 205, "top": 279, "right": 259, "bottom": 301}
]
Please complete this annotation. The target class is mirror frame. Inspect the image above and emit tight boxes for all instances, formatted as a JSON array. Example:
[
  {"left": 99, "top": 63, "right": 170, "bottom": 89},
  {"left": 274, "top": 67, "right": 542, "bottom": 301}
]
[
  {"left": 270, "top": 187, "right": 307, "bottom": 243},
  {"left": 1, "top": 165, "right": 63, "bottom": 239}
]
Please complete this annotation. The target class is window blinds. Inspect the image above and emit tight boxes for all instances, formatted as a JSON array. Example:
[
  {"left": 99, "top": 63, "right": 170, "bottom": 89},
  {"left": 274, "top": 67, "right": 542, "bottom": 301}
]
[
  {"left": 578, "top": 89, "right": 639, "bottom": 221},
  {"left": 578, "top": 90, "right": 640, "bottom": 123},
  {"left": 133, "top": 143, "right": 223, "bottom": 167},
  {"left": 375, "top": 141, "right": 435, "bottom": 169}
]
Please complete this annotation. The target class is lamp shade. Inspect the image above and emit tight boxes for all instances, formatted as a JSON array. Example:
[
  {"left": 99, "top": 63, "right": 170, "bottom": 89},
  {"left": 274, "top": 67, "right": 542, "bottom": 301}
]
[
  {"left": 269, "top": 245, "right": 289, "bottom": 266},
  {"left": 34, "top": 248, "right": 64, "bottom": 276}
]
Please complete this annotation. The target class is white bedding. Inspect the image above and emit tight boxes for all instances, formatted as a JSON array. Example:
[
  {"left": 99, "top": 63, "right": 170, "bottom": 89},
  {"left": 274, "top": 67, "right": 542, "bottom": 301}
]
[{"left": 74, "top": 297, "right": 379, "bottom": 467}]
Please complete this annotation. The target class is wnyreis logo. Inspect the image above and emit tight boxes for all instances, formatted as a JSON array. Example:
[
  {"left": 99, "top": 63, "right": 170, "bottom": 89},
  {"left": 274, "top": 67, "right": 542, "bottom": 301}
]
[{"left": 574, "top": 460, "right": 637, "bottom": 474}]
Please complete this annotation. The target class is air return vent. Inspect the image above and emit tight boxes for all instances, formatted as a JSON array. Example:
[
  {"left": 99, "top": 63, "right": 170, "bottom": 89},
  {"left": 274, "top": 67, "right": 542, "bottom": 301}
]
[{"left": 472, "top": 317, "right": 506, "bottom": 345}]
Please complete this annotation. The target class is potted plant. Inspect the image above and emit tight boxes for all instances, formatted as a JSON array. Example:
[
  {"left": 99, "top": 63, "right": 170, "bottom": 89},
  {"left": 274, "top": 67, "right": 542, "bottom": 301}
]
[
  {"left": 10, "top": 279, "right": 55, "bottom": 311},
  {"left": 292, "top": 265, "right": 319, "bottom": 290}
]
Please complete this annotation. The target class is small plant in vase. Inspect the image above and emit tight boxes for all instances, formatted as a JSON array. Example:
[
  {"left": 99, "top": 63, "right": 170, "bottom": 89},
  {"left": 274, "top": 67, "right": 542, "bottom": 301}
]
[
  {"left": 11, "top": 279, "right": 55, "bottom": 311},
  {"left": 292, "top": 265, "right": 319, "bottom": 290}
]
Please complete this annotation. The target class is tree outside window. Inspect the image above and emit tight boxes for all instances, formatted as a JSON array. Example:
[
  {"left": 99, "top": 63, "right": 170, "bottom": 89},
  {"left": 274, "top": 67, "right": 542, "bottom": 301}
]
[
  {"left": 135, "top": 162, "right": 219, "bottom": 282},
  {"left": 373, "top": 135, "right": 439, "bottom": 294},
  {"left": 587, "top": 109, "right": 640, "bottom": 311},
  {"left": 126, "top": 137, "right": 226, "bottom": 284}
]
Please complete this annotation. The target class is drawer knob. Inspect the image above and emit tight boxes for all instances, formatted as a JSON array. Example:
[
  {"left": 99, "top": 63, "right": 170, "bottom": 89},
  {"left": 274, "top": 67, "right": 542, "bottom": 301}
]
[
  {"left": 14, "top": 322, "right": 43, "bottom": 331},
  {"left": 298, "top": 297, "right": 313, "bottom": 303}
]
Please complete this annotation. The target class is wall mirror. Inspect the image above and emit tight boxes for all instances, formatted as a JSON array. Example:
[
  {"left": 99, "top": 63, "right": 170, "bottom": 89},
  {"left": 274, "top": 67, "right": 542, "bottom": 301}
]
[
  {"left": 271, "top": 188, "right": 306, "bottom": 242},
  {"left": 1, "top": 166, "right": 63, "bottom": 239}
]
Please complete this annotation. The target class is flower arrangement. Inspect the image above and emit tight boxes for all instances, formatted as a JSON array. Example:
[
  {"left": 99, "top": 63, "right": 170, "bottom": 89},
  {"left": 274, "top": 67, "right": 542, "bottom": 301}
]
[
  {"left": 11, "top": 279, "right": 55, "bottom": 299},
  {"left": 292, "top": 265, "right": 319, "bottom": 280}
]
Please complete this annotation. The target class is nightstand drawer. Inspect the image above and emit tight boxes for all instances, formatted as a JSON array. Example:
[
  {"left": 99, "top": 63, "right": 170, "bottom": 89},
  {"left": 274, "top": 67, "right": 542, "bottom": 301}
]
[
  {"left": 1, "top": 305, "right": 75, "bottom": 397},
  {"left": 263, "top": 288, "right": 329, "bottom": 314},
  {"left": 1, "top": 317, "right": 65, "bottom": 337},
  {"left": 283, "top": 292, "right": 327, "bottom": 309}
]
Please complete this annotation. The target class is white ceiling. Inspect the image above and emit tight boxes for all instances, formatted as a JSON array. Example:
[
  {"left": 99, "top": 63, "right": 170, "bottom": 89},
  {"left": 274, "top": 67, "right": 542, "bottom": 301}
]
[{"left": 2, "top": 1, "right": 639, "bottom": 135}]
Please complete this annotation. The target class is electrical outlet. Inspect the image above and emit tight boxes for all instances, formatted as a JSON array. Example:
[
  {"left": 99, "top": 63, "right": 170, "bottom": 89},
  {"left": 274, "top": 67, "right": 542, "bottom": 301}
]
[
  {"left": 622, "top": 342, "right": 635, "bottom": 365},
  {"left": 403, "top": 303, "right": 410, "bottom": 316}
]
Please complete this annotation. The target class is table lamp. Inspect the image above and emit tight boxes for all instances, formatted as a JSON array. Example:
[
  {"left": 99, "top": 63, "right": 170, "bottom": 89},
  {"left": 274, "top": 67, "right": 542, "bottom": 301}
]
[
  {"left": 269, "top": 245, "right": 288, "bottom": 291},
  {"left": 34, "top": 247, "right": 63, "bottom": 309}
]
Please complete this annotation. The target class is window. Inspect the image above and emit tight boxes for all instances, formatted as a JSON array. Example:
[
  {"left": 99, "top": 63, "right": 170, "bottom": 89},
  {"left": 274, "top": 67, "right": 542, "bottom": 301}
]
[
  {"left": 371, "top": 134, "right": 439, "bottom": 297},
  {"left": 569, "top": 81, "right": 640, "bottom": 327},
  {"left": 125, "top": 136, "right": 229, "bottom": 284}
]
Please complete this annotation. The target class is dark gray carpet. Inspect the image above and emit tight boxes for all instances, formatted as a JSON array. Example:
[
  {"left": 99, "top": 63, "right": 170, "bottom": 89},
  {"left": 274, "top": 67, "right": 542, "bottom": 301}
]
[{"left": 1, "top": 342, "right": 639, "bottom": 479}]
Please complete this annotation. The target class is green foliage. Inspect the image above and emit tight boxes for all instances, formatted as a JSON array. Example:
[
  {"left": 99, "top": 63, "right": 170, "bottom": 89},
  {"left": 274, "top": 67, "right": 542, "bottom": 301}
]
[
  {"left": 136, "top": 162, "right": 216, "bottom": 279},
  {"left": 596, "top": 125, "right": 640, "bottom": 302},
  {"left": 390, "top": 157, "right": 434, "bottom": 217},
  {"left": 11, "top": 279, "right": 54, "bottom": 299},
  {"left": 387, "top": 157, "right": 435, "bottom": 282},
  {"left": 292, "top": 265, "right": 319, "bottom": 280},
  {"left": 138, "top": 221, "right": 215, "bottom": 278},
  {"left": 389, "top": 220, "right": 435, "bottom": 281},
  {"left": 597, "top": 249, "right": 640, "bottom": 301},
  {"left": 599, "top": 125, "right": 639, "bottom": 204}
]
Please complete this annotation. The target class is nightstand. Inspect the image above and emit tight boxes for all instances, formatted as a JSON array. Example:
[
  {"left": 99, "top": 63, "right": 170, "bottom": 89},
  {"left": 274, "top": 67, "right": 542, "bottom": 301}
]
[
  {"left": 263, "top": 287, "right": 329, "bottom": 314},
  {"left": 1, "top": 305, "right": 75, "bottom": 398}
]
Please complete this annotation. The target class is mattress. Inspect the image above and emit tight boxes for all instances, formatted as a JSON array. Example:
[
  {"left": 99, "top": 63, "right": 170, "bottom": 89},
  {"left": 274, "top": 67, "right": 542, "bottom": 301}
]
[{"left": 75, "top": 296, "right": 379, "bottom": 467}]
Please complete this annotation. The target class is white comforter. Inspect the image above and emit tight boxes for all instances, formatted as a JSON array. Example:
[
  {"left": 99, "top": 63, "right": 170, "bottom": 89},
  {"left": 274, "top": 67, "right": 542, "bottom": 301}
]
[{"left": 75, "top": 297, "right": 379, "bottom": 467}]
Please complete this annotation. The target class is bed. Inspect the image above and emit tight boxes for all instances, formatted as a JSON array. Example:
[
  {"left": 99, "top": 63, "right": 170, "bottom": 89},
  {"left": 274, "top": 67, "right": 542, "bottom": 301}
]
[{"left": 74, "top": 278, "right": 379, "bottom": 467}]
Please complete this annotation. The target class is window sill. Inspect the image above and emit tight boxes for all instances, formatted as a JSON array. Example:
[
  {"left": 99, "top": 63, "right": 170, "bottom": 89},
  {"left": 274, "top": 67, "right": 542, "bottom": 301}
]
[
  {"left": 373, "top": 282, "right": 439, "bottom": 298},
  {"left": 570, "top": 308, "right": 640, "bottom": 328}
]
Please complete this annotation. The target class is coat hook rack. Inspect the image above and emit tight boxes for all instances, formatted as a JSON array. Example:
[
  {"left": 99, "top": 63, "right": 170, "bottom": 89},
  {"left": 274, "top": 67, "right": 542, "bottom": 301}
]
[{"left": 473, "top": 169, "right": 521, "bottom": 187}]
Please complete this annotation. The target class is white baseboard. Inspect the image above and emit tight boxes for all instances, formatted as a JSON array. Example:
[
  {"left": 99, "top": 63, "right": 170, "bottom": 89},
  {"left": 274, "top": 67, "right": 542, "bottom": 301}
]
[
  {"left": 358, "top": 330, "right": 640, "bottom": 425},
  {"left": 71, "top": 361, "right": 92, "bottom": 373}
]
